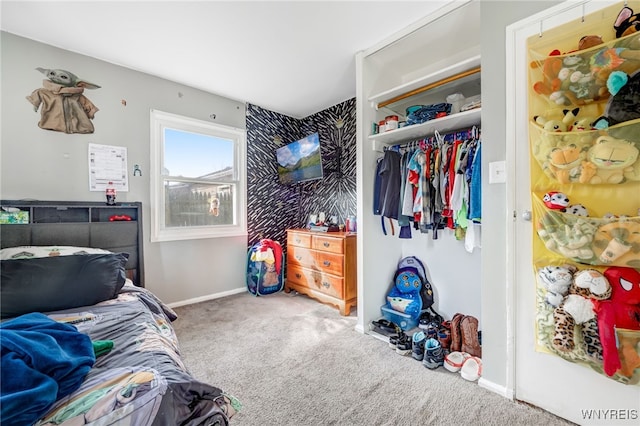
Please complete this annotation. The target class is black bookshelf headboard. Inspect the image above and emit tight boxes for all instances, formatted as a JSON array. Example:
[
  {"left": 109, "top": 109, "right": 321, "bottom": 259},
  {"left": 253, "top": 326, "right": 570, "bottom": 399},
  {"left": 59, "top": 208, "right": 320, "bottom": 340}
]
[{"left": 0, "top": 200, "right": 144, "bottom": 287}]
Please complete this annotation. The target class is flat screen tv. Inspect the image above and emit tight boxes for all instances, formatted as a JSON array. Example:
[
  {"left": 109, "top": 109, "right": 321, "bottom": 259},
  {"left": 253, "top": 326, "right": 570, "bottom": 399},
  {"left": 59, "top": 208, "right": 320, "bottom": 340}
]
[{"left": 276, "top": 133, "right": 323, "bottom": 185}]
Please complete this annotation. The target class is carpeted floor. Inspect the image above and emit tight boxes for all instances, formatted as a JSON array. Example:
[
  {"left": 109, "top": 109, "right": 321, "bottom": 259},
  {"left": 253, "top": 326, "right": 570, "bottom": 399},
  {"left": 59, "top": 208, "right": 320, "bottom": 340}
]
[{"left": 172, "top": 291, "right": 575, "bottom": 426}]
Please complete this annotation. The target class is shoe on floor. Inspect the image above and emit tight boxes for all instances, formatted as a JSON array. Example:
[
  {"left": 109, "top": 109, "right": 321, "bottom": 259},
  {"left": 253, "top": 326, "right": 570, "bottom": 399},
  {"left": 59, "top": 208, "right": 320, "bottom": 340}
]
[
  {"left": 449, "top": 313, "right": 464, "bottom": 352},
  {"left": 388, "top": 331, "right": 405, "bottom": 350},
  {"left": 412, "top": 330, "right": 426, "bottom": 361},
  {"left": 460, "top": 356, "right": 482, "bottom": 381},
  {"left": 444, "top": 351, "right": 471, "bottom": 373},
  {"left": 396, "top": 334, "right": 412, "bottom": 356},
  {"left": 371, "top": 319, "right": 400, "bottom": 336},
  {"left": 460, "top": 316, "right": 482, "bottom": 358},
  {"left": 422, "top": 338, "right": 444, "bottom": 369}
]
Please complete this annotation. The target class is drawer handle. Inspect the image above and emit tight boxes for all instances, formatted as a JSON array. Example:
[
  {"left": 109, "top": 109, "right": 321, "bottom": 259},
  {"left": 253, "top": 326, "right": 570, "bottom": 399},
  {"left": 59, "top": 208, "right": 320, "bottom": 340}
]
[
  {"left": 322, "top": 281, "right": 330, "bottom": 288},
  {"left": 323, "top": 260, "right": 331, "bottom": 267},
  {"left": 295, "top": 239, "right": 301, "bottom": 244},
  {"left": 295, "top": 255, "right": 302, "bottom": 261},
  {"left": 295, "top": 273, "right": 302, "bottom": 279},
  {"left": 323, "top": 242, "right": 330, "bottom": 247}
]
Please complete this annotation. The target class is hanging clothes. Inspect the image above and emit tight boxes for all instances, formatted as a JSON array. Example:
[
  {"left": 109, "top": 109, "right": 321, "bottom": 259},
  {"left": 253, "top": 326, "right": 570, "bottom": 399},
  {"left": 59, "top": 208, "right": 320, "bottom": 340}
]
[{"left": 375, "top": 128, "right": 481, "bottom": 241}]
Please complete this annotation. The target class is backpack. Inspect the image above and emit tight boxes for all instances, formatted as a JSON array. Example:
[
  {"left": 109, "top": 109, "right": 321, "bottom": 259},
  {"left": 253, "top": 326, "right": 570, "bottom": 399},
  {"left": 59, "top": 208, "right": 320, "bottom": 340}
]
[
  {"left": 396, "top": 256, "right": 435, "bottom": 310},
  {"left": 246, "top": 239, "right": 284, "bottom": 296}
]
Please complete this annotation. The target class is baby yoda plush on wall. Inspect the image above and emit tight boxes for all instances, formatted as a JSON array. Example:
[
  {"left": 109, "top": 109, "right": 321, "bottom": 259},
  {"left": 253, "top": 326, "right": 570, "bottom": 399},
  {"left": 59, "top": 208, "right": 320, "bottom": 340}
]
[{"left": 26, "top": 67, "right": 101, "bottom": 134}]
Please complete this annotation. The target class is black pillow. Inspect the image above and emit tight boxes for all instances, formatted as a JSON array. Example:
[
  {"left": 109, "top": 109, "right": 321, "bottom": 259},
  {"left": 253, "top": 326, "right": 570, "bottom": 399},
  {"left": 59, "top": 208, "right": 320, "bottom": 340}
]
[{"left": 1, "top": 253, "right": 129, "bottom": 319}]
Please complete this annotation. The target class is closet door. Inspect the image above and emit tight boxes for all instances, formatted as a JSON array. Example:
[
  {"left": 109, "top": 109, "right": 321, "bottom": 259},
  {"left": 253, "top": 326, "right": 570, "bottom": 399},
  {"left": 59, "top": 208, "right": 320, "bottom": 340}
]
[{"left": 508, "top": 1, "right": 640, "bottom": 424}]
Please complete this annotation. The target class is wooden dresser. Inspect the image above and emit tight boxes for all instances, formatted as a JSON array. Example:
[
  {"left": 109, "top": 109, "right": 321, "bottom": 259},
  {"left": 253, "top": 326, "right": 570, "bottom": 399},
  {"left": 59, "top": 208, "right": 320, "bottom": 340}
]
[{"left": 285, "top": 229, "right": 356, "bottom": 316}]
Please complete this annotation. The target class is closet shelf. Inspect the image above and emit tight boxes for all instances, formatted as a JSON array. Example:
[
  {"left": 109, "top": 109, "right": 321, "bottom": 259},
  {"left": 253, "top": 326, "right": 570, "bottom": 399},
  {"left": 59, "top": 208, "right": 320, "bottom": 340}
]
[
  {"left": 370, "top": 107, "right": 481, "bottom": 151},
  {"left": 368, "top": 55, "right": 481, "bottom": 108}
]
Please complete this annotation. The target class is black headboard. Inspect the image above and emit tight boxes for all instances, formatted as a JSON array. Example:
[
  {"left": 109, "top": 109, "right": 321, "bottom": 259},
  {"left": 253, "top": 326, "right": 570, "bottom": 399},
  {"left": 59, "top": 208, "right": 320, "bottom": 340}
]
[{"left": 0, "top": 200, "right": 144, "bottom": 287}]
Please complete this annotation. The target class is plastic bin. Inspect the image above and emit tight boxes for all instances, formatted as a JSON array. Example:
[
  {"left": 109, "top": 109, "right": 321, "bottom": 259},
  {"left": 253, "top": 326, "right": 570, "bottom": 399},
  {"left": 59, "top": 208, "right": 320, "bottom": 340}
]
[{"left": 380, "top": 305, "right": 418, "bottom": 331}]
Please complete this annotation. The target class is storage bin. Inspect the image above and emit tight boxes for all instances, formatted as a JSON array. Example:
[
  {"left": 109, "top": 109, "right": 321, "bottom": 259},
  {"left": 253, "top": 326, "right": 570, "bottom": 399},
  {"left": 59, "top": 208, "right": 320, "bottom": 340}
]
[{"left": 380, "top": 305, "right": 418, "bottom": 331}]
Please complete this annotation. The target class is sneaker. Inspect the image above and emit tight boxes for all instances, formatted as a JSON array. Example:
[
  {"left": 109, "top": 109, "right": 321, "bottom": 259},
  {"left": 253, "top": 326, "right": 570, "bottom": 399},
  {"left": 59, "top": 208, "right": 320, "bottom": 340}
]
[
  {"left": 423, "top": 338, "right": 444, "bottom": 369},
  {"left": 396, "top": 334, "right": 412, "bottom": 356},
  {"left": 412, "top": 331, "right": 426, "bottom": 361},
  {"left": 388, "top": 331, "right": 405, "bottom": 350},
  {"left": 444, "top": 351, "right": 471, "bottom": 373},
  {"left": 460, "top": 356, "right": 482, "bottom": 381}
]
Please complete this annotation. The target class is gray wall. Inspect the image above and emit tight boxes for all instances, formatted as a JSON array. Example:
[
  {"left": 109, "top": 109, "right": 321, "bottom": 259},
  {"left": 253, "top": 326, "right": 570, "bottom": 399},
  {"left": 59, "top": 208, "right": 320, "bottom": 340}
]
[
  {"left": 1, "top": 32, "right": 248, "bottom": 304},
  {"left": 479, "top": 0, "right": 561, "bottom": 389}
]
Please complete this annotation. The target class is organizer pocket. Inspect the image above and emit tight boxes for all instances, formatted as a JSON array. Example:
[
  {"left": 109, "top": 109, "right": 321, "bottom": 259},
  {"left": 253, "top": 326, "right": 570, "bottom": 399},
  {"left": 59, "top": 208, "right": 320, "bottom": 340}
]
[
  {"left": 530, "top": 118, "right": 640, "bottom": 184},
  {"left": 529, "top": 32, "right": 640, "bottom": 107},
  {"left": 534, "top": 195, "right": 640, "bottom": 268}
]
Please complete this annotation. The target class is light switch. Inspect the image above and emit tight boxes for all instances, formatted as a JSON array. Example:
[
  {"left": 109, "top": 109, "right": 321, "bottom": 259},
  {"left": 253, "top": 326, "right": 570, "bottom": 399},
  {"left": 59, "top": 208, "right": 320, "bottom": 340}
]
[{"left": 489, "top": 161, "right": 506, "bottom": 184}]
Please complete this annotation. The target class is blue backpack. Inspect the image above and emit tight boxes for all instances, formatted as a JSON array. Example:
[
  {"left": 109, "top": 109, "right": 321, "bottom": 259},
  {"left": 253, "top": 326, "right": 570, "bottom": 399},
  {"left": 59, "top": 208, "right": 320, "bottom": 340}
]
[
  {"left": 396, "top": 256, "right": 434, "bottom": 310},
  {"left": 246, "top": 239, "right": 284, "bottom": 296}
]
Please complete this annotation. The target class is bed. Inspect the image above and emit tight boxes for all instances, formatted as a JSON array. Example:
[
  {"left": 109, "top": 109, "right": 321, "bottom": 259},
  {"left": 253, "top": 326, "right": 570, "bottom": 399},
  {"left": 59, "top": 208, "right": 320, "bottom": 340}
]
[{"left": 0, "top": 200, "right": 239, "bottom": 425}]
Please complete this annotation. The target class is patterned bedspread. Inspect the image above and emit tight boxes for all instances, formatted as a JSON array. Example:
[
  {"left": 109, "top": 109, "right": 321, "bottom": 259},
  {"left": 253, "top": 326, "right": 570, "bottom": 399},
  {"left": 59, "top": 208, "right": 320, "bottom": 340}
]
[{"left": 35, "top": 283, "right": 239, "bottom": 425}]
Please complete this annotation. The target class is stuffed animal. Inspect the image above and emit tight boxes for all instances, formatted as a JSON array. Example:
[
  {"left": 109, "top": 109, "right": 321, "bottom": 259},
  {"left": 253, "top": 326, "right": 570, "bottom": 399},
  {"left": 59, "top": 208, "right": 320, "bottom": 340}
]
[
  {"left": 533, "top": 109, "right": 576, "bottom": 132},
  {"left": 26, "top": 67, "right": 100, "bottom": 134},
  {"left": 532, "top": 53, "right": 563, "bottom": 99},
  {"left": 594, "top": 70, "right": 640, "bottom": 129},
  {"left": 537, "top": 212, "right": 597, "bottom": 261},
  {"left": 580, "top": 135, "right": 640, "bottom": 184},
  {"left": 595, "top": 267, "right": 640, "bottom": 376},
  {"left": 547, "top": 144, "right": 588, "bottom": 183},
  {"left": 593, "top": 220, "right": 640, "bottom": 266},
  {"left": 538, "top": 264, "right": 577, "bottom": 307},
  {"left": 565, "top": 204, "right": 589, "bottom": 217},
  {"left": 553, "top": 269, "right": 612, "bottom": 361},
  {"left": 533, "top": 37, "right": 604, "bottom": 105},
  {"left": 614, "top": 6, "right": 640, "bottom": 38},
  {"left": 542, "top": 191, "right": 570, "bottom": 210},
  {"left": 589, "top": 42, "right": 640, "bottom": 95}
]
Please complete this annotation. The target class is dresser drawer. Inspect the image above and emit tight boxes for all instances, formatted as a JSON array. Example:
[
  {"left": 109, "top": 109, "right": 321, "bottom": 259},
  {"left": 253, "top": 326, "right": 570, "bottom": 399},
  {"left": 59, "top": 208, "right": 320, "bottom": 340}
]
[
  {"left": 312, "top": 235, "right": 344, "bottom": 254},
  {"left": 287, "top": 246, "right": 314, "bottom": 267},
  {"left": 288, "top": 231, "right": 311, "bottom": 248},
  {"left": 287, "top": 265, "right": 343, "bottom": 299},
  {"left": 313, "top": 251, "right": 344, "bottom": 276}
]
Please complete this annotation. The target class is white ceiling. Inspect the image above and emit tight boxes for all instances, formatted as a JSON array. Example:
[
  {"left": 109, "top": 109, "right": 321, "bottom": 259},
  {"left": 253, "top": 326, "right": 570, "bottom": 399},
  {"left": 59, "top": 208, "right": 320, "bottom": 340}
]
[{"left": 1, "top": 0, "right": 451, "bottom": 118}]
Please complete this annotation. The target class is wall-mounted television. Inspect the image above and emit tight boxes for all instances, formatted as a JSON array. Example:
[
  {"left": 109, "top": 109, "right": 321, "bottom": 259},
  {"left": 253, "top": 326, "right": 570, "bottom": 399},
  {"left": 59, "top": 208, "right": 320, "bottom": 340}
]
[{"left": 276, "top": 133, "right": 323, "bottom": 185}]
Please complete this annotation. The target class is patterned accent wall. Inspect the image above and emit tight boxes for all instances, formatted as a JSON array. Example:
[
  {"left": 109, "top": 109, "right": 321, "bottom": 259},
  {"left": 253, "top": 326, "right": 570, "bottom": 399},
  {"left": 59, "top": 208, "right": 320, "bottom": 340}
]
[{"left": 246, "top": 98, "right": 356, "bottom": 248}]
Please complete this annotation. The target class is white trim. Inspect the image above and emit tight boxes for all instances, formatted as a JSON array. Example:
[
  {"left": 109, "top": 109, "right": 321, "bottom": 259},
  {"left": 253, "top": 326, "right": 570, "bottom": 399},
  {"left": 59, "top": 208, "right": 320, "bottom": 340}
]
[
  {"left": 149, "top": 109, "right": 247, "bottom": 242},
  {"left": 167, "top": 286, "right": 248, "bottom": 309},
  {"left": 478, "top": 377, "right": 515, "bottom": 400}
]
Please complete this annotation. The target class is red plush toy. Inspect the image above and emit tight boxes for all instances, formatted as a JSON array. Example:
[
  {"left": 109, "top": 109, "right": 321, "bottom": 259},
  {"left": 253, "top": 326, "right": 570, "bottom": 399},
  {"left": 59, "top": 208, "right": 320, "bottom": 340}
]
[{"left": 596, "top": 267, "right": 640, "bottom": 377}]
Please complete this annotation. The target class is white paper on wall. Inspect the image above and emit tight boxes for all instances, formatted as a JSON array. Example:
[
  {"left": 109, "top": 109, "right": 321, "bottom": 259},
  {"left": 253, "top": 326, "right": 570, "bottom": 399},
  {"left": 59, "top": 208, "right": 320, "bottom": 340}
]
[{"left": 88, "top": 143, "right": 129, "bottom": 191}]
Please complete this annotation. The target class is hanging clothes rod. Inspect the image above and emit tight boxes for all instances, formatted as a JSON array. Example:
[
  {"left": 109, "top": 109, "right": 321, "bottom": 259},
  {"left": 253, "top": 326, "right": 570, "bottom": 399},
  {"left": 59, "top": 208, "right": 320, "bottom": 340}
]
[
  {"left": 377, "top": 66, "right": 481, "bottom": 109},
  {"left": 388, "top": 125, "right": 480, "bottom": 151}
]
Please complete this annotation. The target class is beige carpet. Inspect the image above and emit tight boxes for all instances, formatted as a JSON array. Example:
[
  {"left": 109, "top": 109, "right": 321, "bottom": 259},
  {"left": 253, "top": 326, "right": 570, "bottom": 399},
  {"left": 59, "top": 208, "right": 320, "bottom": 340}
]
[{"left": 172, "top": 291, "right": 575, "bottom": 426}]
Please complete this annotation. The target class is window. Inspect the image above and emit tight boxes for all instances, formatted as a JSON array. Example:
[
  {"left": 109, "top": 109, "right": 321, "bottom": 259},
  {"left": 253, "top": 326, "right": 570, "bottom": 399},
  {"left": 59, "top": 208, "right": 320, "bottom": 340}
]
[{"left": 150, "top": 109, "right": 246, "bottom": 242}]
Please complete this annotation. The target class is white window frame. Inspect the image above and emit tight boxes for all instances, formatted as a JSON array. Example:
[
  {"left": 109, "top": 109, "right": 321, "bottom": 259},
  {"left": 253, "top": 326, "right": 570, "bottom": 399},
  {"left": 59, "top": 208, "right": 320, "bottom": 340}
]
[{"left": 150, "top": 109, "right": 246, "bottom": 242}]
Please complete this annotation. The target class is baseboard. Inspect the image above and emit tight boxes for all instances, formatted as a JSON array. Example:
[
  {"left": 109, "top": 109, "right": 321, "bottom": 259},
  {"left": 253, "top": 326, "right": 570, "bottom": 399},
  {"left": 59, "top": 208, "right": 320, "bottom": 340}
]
[
  {"left": 167, "top": 287, "right": 247, "bottom": 308},
  {"left": 478, "top": 377, "right": 514, "bottom": 400}
]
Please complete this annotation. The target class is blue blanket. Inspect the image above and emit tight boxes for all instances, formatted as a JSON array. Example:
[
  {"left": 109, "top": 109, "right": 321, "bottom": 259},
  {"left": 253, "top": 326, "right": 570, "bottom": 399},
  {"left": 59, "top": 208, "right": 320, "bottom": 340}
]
[{"left": 0, "top": 312, "right": 95, "bottom": 425}]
